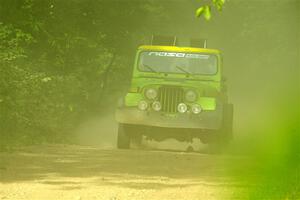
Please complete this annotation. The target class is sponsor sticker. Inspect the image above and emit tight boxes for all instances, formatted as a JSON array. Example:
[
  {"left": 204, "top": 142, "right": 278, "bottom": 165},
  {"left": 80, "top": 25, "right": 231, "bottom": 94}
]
[{"left": 148, "top": 52, "right": 209, "bottom": 59}]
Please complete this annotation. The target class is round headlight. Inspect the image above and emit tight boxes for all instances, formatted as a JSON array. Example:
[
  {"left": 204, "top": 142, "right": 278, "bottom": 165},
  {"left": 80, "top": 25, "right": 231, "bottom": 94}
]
[
  {"left": 177, "top": 103, "right": 188, "bottom": 113},
  {"left": 185, "top": 90, "right": 197, "bottom": 102},
  {"left": 191, "top": 104, "right": 202, "bottom": 114},
  {"left": 138, "top": 100, "right": 148, "bottom": 111},
  {"left": 152, "top": 101, "right": 161, "bottom": 111},
  {"left": 145, "top": 88, "right": 158, "bottom": 100}
]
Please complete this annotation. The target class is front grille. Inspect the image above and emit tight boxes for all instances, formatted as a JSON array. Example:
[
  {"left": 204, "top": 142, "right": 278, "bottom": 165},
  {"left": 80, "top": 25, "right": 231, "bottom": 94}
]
[{"left": 158, "top": 86, "right": 184, "bottom": 113}]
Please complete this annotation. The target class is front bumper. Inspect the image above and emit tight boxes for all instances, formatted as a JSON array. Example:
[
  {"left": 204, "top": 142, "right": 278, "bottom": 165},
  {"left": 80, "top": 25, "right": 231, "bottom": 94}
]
[{"left": 115, "top": 106, "right": 223, "bottom": 130}]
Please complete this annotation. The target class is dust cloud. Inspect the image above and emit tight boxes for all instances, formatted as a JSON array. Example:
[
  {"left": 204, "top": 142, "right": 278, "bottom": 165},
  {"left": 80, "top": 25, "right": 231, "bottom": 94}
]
[
  {"left": 76, "top": 0, "right": 299, "bottom": 153},
  {"left": 141, "top": 138, "right": 208, "bottom": 152},
  {"left": 75, "top": 113, "right": 118, "bottom": 148},
  {"left": 74, "top": 114, "right": 209, "bottom": 152},
  {"left": 153, "top": 0, "right": 300, "bottom": 150}
]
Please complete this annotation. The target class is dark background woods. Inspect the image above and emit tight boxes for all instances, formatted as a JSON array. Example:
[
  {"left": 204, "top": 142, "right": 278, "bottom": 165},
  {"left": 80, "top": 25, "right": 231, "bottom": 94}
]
[{"left": 0, "top": 0, "right": 166, "bottom": 146}]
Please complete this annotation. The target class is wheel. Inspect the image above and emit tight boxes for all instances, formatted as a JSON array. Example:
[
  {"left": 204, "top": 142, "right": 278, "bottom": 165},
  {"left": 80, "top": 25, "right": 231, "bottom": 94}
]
[
  {"left": 222, "top": 103, "right": 233, "bottom": 141},
  {"left": 130, "top": 132, "right": 142, "bottom": 148},
  {"left": 207, "top": 104, "right": 234, "bottom": 154},
  {"left": 117, "top": 124, "right": 130, "bottom": 149}
]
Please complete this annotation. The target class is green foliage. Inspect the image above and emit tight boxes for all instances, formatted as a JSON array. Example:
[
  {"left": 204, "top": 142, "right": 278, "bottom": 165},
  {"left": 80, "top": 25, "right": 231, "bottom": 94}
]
[
  {"left": 0, "top": 0, "right": 164, "bottom": 148},
  {"left": 0, "top": 23, "right": 33, "bottom": 62},
  {"left": 0, "top": 65, "right": 88, "bottom": 146},
  {"left": 196, "top": 0, "right": 225, "bottom": 21},
  {"left": 203, "top": 6, "right": 212, "bottom": 21},
  {"left": 195, "top": 6, "right": 205, "bottom": 18},
  {"left": 213, "top": 0, "right": 225, "bottom": 11}
]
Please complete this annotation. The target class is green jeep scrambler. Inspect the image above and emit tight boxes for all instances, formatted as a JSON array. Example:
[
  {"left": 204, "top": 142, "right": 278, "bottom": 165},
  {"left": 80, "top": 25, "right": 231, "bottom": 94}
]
[{"left": 115, "top": 36, "right": 233, "bottom": 149}]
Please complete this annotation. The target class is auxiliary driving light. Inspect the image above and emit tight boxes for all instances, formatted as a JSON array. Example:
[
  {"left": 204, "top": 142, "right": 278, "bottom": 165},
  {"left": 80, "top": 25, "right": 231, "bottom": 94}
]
[
  {"left": 152, "top": 101, "right": 161, "bottom": 111},
  {"left": 177, "top": 103, "right": 188, "bottom": 113},
  {"left": 191, "top": 104, "right": 202, "bottom": 114},
  {"left": 185, "top": 90, "right": 197, "bottom": 102},
  {"left": 138, "top": 100, "right": 148, "bottom": 111},
  {"left": 145, "top": 88, "right": 158, "bottom": 100}
]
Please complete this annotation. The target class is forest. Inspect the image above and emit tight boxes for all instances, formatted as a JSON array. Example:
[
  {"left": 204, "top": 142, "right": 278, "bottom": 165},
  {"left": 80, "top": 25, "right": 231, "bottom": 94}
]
[{"left": 0, "top": 0, "right": 167, "bottom": 147}]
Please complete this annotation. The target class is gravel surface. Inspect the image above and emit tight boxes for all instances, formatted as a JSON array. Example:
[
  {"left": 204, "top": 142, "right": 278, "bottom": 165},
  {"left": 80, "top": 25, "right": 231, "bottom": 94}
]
[{"left": 0, "top": 145, "right": 255, "bottom": 200}]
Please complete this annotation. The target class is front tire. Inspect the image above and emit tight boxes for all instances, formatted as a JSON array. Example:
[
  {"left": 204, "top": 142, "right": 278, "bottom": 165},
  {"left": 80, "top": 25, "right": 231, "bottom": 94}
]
[
  {"left": 207, "top": 104, "right": 234, "bottom": 153},
  {"left": 117, "top": 124, "right": 130, "bottom": 149},
  {"left": 222, "top": 103, "right": 233, "bottom": 142}
]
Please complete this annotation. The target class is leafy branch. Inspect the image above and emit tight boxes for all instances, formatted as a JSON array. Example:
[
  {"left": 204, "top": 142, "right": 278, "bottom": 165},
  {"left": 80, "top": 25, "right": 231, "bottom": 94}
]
[{"left": 195, "top": 0, "right": 225, "bottom": 21}]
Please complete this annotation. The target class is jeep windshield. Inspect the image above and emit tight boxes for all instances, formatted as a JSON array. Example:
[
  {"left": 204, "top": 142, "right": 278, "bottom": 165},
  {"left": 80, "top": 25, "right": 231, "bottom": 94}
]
[{"left": 138, "top": 51, "right": 218, "bottom": 75}]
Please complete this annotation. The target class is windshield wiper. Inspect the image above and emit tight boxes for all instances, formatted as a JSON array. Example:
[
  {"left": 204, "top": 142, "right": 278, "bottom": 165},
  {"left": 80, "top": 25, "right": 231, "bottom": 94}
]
[
  {"left": 176, "top": 65, "right": 191, "bottom": 76},
  {"left": 142, "top": 64, "right": 157, "bottom": 73}
]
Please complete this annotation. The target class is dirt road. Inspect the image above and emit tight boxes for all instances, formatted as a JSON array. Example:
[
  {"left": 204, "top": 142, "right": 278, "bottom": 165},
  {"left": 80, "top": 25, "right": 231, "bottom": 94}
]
[{"left": 0, "top": 145, "right": 258, "bottom": 200}]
